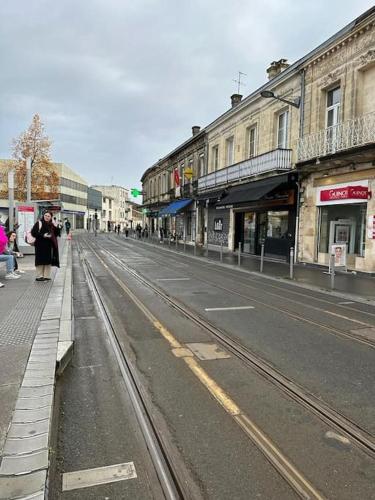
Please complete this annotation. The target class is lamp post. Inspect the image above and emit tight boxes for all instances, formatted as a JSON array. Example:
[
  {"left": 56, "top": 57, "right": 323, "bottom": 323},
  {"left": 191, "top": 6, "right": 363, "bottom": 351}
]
[
  {"left": 260, "top": 90, "right": 301, "bottom": 108},
  {"left": 26, "top": 157, "right": 32, "bottom": 203}
]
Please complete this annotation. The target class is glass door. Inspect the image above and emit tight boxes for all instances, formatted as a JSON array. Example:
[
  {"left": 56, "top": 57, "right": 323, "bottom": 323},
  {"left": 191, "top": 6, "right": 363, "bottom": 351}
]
[{"left": 243, "top": 212, "right": 256, "bottom": 253}]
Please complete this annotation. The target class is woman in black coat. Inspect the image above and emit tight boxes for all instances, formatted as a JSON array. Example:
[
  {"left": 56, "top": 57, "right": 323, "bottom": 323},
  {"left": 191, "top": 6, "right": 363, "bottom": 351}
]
[{"left": 31, "top": 211, "right": 60, "bottom": 281}]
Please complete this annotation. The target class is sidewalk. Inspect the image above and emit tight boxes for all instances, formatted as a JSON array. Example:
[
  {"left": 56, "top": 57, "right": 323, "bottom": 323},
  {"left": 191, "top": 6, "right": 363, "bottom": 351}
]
[
  {"left": 0, "top": 240, "right": 73, "bottom": 499},
  {"left": 129, "top": 234, "right": 375, "bottom": 302}
]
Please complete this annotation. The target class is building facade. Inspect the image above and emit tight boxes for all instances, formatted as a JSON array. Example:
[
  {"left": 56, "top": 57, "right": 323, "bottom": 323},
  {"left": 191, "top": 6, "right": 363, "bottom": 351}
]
[
  {"left": 92, "top": 185, "right": 129, "bottom": 230},
  {"left": 297, "top": 7, "right": 375, "bottom": 272},
  {"left": 87, "top": 187, "right": 102, "bottom": 231}
]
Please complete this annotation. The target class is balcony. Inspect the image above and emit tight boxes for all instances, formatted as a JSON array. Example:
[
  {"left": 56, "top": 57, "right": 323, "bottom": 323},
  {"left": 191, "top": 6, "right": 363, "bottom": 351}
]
[
  {"left": 298, "top": 111, "right": 375, "bottom": 163},
  {"left": 198, "top": 148, "right": 292, "bottom": 191}
]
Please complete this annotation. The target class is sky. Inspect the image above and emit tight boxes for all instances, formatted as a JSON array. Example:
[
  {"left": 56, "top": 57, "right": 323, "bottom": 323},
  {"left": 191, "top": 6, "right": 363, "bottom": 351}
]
[{"left": 0, "top": 0, "right": 374, "bottom": 198}]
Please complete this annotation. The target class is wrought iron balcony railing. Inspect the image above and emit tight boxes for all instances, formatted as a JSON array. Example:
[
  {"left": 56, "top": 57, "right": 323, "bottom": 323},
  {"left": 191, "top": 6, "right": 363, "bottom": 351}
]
[
  {"left": 298, "top": 111, "right": 375, "bottom": 162},
  {"left": 198, "top": 148, "right": 292, "bottom": 191}
]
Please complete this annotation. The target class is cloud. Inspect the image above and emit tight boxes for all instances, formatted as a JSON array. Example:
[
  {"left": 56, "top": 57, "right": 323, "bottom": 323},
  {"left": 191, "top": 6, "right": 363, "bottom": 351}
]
[{"left": 0, "top": 0, "right": 373, "bottom": 189}]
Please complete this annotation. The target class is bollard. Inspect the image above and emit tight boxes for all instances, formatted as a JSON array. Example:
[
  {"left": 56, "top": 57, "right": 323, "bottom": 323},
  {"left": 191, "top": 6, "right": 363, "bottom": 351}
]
[
  {"left": 330, "top": 254, "right": 335, "bottom": 290},
  {"left": 289, "top": 247, "right": 294, "bottom": 280},
  {"left": 260, "top": 243, "right": 265, "bottom": 273},
  {"left": 220, "top": 242, "right": 223, "bottom": 263},
  {"left": 175, "top": 235, "right": 178, "bottom": 250},
  {"left": 184, "top": 238, "right": 186, "bottom": 253},
  {"left": 238, "top": 243, "right": 242, "bottom": 266},
  {"left": 206, "top": 237, "right": 209, "bottom": 258},
  {"left": 194, "top": 241, "right": 197, "bottom": 257},
  {"left": 169, "top": 236, "right": 171, "bottom": 247}
]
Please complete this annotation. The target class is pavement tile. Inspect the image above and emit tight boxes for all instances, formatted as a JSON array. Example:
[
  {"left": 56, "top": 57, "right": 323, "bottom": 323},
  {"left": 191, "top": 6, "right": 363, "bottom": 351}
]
[
  {"left": 0, "top": 470, "right": 46, "bottom": 500},
  {"left": 0, "top": 449, "right": 48, "bottom": 475},
  {"left": 13, "top": 407, "right": 51, "bottom": 423},
  {"left": 3, "top": 433, "right": 48, "bottom": 455},
  {"left": 16, "top": 395, "right": 53, "bottom": 410},
  {"left": 21, "top": 379, "right": 54, "bottom": 388},
  {"left": 7, "top": 421, "right": 49, "bottom": 439}
]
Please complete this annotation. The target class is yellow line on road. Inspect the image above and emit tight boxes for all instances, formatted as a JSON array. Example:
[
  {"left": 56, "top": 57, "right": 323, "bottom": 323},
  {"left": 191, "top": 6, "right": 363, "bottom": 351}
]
[{"left": 89, "top": 242, "right": 325, "bottom": 500}]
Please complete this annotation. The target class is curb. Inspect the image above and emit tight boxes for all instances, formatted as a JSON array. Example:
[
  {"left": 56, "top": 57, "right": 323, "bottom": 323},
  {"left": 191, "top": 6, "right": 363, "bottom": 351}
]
[{"left": 0, "top": 241, "right": 74, "bottom": 500}]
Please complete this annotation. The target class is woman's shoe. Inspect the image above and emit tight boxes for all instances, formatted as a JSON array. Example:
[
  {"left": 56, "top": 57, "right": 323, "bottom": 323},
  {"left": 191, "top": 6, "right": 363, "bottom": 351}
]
[
  {"left": 0, "top": 282, "right": 4, "bottom": 288},
  {"left": 5, "top": 273, "right": 20, "bottom": 280},
  {"left": 43, "top": 278, "right": 51, "bottom": 281},
  {"left": 15, "top": 270, "right": 25, "bottom": 274},
  {"left": 35, "top": 277, "right": 44, "bottom": 281}
]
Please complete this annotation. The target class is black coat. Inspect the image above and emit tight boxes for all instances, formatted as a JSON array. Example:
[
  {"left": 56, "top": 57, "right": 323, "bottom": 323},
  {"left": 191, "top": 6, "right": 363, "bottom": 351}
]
[{"left": 31, "top": 220, "right": 60, "bottom": 267}]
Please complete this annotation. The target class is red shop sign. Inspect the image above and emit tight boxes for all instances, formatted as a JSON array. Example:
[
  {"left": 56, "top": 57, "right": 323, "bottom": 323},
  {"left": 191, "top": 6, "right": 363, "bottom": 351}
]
[
  {"left": 17, "top": 206, "right": 35, "bottom": 212},
  {"left": 320, "top": 185, "right": 369, "bottom": 202}
]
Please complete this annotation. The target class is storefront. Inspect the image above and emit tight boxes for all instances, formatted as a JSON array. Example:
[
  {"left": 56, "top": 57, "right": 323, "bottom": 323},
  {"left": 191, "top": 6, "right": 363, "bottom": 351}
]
[
  {"left": 196, "top": 189, "right": 229, "bottom": 246},
  {"left": 159, "top": 199, "right": 193, "bottom": 239},
  {"left": 316, "top": 181, "right": 369, "bottom": 268},
  {"left": 216, "top": 173, "right": 297, "bottom": 258}
]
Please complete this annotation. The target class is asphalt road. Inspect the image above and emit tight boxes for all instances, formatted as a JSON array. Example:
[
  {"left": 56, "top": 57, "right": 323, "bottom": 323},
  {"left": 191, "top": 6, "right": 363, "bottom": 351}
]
[{"left": 51, "top": 234, "right": 375, "bottom": 499}]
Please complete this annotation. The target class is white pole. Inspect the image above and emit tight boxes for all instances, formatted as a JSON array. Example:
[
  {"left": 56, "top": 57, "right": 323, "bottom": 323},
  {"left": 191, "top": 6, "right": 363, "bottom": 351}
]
[
  {"left": 26, "top": 157, "right": 32, "bottom": 203},
  {"left": 8, "top": 170, "right": 15, "bottom": 230}
]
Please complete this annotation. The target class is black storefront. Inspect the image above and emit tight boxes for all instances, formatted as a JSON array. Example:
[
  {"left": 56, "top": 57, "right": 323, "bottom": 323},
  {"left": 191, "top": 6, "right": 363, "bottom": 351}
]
[{"left": 216, "top": 173, "right": 298, "bottom": 259}]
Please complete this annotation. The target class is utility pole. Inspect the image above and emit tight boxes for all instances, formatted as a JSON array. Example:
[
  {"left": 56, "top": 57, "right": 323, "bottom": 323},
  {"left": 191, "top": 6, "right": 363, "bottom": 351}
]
[
  {"left": 233, "top": 71, "right": 247, "bottom": 94},
  {"left": 26, "top": 157, "right": 32, "bottom": 203}
]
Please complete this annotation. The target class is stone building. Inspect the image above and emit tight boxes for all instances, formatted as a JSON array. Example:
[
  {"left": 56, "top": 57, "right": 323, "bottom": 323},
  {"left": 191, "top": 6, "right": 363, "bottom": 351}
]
[
  {"left": 297, "top": 7, "right": 375, "bottom": 272},
  {"left": 92, "top": 185, "right": 129, "bottom": 230}
]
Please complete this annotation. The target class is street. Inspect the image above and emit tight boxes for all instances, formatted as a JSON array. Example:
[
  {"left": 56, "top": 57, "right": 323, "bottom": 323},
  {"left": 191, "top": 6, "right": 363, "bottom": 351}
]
[{"left": 49, "top": 234, "right": 375, "bottom": 499}]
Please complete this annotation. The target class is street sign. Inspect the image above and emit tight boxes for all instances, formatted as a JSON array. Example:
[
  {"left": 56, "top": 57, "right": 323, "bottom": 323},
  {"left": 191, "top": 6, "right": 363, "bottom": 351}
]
[{"left": 184, "top": 167, "right": 193, "bottom": 180}]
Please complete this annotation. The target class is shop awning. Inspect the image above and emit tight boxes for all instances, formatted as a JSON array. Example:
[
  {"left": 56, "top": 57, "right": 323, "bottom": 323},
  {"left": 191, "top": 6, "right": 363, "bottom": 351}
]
[
  {"left": 159, "top": 198, "right": 193, "bottom": 215},
  {"left": 216, "top": 174, "right": 289, "bottom": 207},
  {"left": 195, "top": 189, "right": 227, "bottom": 204}
]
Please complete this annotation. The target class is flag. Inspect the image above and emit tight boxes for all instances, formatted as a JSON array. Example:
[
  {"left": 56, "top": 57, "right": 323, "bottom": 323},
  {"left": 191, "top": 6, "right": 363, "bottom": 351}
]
[{"left": 174, "top": 168, "right": 180, "bottom": 186}]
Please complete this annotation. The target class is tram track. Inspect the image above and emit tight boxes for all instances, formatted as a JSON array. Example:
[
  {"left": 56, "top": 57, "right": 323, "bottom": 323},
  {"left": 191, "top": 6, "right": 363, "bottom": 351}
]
[
  {"left": 108, "top": 235, "right": 375, "bottom": 349},
  {"left": 82, "top": 236, "right": 375, "bottom": 463},
  {"left": 77, "top": 239, "right": 188, "bottom": 500}
]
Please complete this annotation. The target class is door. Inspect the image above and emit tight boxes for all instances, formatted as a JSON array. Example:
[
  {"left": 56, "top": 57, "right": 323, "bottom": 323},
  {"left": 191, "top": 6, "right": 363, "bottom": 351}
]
[
  {"left": 235, "top": 212, "right": 244, "bottom": 250},
  {"left": 329, "top": 219, "right": 356, "bottom": 254}
]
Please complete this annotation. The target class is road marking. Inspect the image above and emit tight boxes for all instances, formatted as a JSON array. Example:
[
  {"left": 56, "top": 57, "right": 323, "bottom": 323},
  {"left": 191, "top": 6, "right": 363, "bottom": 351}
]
[
  {"left": 205, "top": 306, "right": 254, "bottom": 311},
  {"left": 157, "top": 278, "right": 190, "bottom": 281},
  {"left": 62, "top": 462, "right": 137, "bottom": 491},
  {"left": 338, "top": 301, "right": 355, "bottom": 305},
  {"left": 325, "top": 431, "right": 350, "bottom": 446}
]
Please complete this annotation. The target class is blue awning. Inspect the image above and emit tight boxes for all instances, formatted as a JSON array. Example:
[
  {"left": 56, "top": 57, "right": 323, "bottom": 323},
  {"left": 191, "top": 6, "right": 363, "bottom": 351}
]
[{"left": 159, "top": 199, "right": 193, "bottom": 216}]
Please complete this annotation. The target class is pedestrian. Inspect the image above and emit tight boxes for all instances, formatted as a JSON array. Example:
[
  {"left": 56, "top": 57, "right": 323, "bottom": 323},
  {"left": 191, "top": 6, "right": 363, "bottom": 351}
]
[
  {"left": 117, "top": 224, "right": 121, "bottom": 234},
  {"left": 125, "top": 225, "right": 129, "bottom": 238},
  {"left": 64, "top": 218, "right": 71, "bottom": 235},
  {"left": 0, "top": 225, "right": 20, "bottom": 281},
  {"left": 31, "top": 211, "right": 60, "bottom": 282},
  {"left": 5, "top": 231, "right": 24, "bottom": 274}
]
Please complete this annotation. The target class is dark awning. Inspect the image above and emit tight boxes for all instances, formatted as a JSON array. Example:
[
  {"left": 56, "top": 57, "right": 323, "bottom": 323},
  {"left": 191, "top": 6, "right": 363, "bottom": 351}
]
[
  {"left": 159, "top": 199, "right": 193, "bottom": 216},
  {"left": 195, "top": 189, "right": 227, "bottom": 204},
  {"left": 216, "top": 174, "right": 289, "bottom": 207}
]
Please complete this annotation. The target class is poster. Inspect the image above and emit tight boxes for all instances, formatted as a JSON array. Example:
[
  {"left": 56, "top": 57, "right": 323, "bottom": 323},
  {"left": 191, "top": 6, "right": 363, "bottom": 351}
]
[
  {"left": 331, "top": 244, "right": 347, "bottom": 268},
  {"left": 16, "top": 205, "right": 36, "bottom": 247},
  {"left": 367, "top": 215, "right": 375, "bottom": 239}
]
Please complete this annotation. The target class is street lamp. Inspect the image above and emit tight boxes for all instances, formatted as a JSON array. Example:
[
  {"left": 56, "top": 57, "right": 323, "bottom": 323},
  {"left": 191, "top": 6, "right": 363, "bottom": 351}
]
[
  {"left": 260, "top": 90, "right": 301, "bottom": 108},
  {"left": 26, "top": 157, "right": 32, "bottom": 203}
]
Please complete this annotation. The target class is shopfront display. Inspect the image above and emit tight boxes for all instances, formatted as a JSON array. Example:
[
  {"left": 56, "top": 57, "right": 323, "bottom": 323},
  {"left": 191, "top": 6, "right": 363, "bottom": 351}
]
[{"left": 316, "top": 180, "right": 369, "bottom": 264}]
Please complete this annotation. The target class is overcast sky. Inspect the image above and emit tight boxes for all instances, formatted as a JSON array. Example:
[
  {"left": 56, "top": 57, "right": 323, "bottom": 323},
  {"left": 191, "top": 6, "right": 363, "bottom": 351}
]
[{"left": 0, "top": 0, "right": 373, "bottom": 197}]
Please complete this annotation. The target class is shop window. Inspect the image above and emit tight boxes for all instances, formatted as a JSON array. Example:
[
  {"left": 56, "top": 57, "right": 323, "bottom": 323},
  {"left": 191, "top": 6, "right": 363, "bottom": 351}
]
[
  {"left": 277, "top": 111, "right": 289, "bottom": 149},
  {"left": 318, "top": 204, "right": 366, "bottom": 256},
  {"left": 267, "top": 211, "right": 289, "bottom": 239}
]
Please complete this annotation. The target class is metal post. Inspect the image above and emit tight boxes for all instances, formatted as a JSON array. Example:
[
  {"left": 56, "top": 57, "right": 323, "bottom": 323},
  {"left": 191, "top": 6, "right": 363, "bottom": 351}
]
[
  {"left": 8, "top": 170, "right": 15, "bottom": 231},
  {"left": 238, "top": 242, "right": 241, "bottom": 266},
  {"left": 220, "top": 242, "right": 223, "bottom": 263},
  {"left": 183, "top": 237, "right": 186, "bottom": 253},
  {"left": 175, "top": 234, "right": 178, "bottom": 250},
  {"left": 26, "top": 157, "right": 32, "bottom": 203},
  {"left": 289, "top": 247, "right": 294, "bottom": 280},
  {"left": 260, "top": 243, "right": 265, "bottom": 273},
  {"left": 169, "top": 234, "right": 171, "bottom": 247},
  {"left": 194, "top": 240, "right": 197, "bottom": 256},
  {"left": 206, "top": 234, "right": 209, "bottom": 258},
  {"left": 330, "top": 254, "right": 335, "bottom": 290}
]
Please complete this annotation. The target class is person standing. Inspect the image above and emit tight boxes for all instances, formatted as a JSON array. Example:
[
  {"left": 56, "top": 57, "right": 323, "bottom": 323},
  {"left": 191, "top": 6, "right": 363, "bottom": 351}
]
[
  {"left": 31, "top": 211, "right": 60, "bottom": 281},
  {"left": 64, "top": 218, "right": 71, "bottom": 235}
]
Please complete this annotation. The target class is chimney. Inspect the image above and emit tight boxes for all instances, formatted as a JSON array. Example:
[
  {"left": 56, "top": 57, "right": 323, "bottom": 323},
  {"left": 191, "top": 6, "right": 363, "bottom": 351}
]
[
  {"left": 231, "top": 94, "right": 243, "bottom": 108},
  {"left": 266, "top": 59, "right": 290, "bottom": 80},
  {"left": 192, "top": 126, "right": 201, "bottom": 136}
]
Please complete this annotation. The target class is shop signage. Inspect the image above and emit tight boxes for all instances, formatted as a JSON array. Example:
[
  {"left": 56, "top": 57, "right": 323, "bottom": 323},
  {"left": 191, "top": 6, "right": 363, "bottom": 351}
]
[
  {"left": 320, "top": 185, "right": 369, "bottom": 202},
  {"left": 367, "top": 215, "right": 375, "bottom": 239},
  {"left": 214, "top": 218, "right": 223, "bottom": 232}
]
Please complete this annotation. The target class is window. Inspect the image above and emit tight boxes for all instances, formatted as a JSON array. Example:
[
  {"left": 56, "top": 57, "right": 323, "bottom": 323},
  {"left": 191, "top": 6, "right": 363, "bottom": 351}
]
[
  {"left": 326, "top": 87, "right": 340, "bottom": 128},
  {"left": 212, "top": 146, "right": 219, "bottom": 171},
  {"left": 248, "top": 126, "right": 257, "bottom": 158},
  {"left": 277, "top": 111, "right": 289, "bottom": 149},
  {"left": 226, "top": 136, "right": 234, "bottom": 166},
  {"left": 199, "top": 154, "right": 206, "bottom": 177}
]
